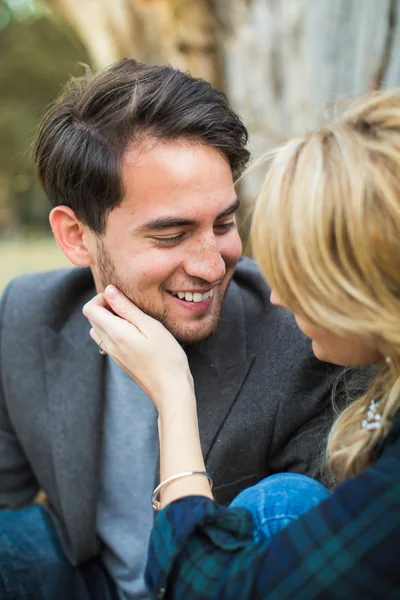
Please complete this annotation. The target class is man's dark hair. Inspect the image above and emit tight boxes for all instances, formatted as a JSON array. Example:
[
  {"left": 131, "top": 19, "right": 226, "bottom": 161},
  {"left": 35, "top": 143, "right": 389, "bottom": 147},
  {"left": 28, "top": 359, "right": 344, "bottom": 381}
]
[{"left": 34, "top": 58, "right": 250, "bottom": 233}]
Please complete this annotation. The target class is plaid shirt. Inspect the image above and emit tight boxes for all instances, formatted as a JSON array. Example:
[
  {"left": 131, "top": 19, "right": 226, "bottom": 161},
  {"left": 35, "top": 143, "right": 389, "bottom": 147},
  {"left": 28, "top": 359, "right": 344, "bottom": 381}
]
[{"left": 146, "top": 415, "right": 400, "bottom": 599}]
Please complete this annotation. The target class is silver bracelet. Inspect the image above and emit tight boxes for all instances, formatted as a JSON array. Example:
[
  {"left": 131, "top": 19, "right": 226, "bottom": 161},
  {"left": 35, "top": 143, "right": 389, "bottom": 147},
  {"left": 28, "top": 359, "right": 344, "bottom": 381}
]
[{"left": 152, "top": 470, "right": 213, "bottom": 511}]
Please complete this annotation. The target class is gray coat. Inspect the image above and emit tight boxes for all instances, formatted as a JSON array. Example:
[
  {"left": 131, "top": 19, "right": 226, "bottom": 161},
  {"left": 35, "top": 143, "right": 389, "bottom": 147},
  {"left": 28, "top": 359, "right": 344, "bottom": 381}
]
[{"left": 0, "top": 257, "right": 342, "bottom": 565}]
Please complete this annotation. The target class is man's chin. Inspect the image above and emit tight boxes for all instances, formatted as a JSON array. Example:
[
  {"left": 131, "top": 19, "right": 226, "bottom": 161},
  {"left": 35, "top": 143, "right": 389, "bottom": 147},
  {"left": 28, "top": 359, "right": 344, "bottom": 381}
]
[
  {"left": 164, "top": 301, "right": 225, "bottom": 345},
  {"left": 164, "top": 314, "right": 220, "bottom": 345},
  {"left": 177, "top": 331, "right": 214, "bottom": 346},
  {"left": 170, "top": 324, "right": 217, "bottom": 345}
]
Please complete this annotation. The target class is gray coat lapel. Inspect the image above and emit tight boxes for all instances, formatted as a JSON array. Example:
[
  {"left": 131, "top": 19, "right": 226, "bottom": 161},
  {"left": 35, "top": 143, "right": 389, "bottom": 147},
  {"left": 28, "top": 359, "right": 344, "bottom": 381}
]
[
  {"left": 40, "top": 275, "right": 253, "bottom": 560},
  {"left": 42, "top": 297, "right": 104, "bottom": 564},
  {"left": 188, "top": 280, "right": 256, "bottom": 460}
]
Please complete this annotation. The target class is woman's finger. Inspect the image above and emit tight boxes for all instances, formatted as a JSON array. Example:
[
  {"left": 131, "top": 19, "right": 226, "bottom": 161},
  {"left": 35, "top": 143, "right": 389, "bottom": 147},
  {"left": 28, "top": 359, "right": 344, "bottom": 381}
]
[
  {"left": 89, "top": 325, "right": 111, "bottom": 355},
  {"left": 85, "top": 292, "right": 109, "bottom": 310},
  {"left": 83, "top": 294, "right": 113, "bottom": 328},
  {"left": 104, "top": 285, "right": 156, "bottom": 335},
  {"left": 89, "top": 326, "right": 102, "bottom": 346},
  {"left": 84, "top": 289, "right": 149, "bottom": 338},
  {"left": 85, "top": 293, "right": 153, "bottom": 359},
  {"left": 83, "top": 294, "right": 129, "bottom": 331}
]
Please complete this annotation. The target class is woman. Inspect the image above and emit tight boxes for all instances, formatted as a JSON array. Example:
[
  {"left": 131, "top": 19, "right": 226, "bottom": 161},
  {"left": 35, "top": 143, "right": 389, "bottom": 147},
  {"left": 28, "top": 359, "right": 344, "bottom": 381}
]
[{"left": 83, "top": 90, "right": 400, "bottom": 598}]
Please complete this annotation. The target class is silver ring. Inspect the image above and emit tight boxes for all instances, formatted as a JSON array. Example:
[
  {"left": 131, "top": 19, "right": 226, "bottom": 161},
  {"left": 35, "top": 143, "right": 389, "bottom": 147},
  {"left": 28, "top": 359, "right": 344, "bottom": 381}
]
[{"left": 99, "top": 340, "right": 106, "bottom": 355}]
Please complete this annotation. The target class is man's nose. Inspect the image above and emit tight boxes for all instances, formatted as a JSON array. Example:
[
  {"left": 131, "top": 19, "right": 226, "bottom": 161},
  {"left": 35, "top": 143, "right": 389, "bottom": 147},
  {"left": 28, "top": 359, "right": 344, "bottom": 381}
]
[
  {"left": 270, "top": 289, "right": 284, "bottom": 307},
  {"left": 183, "top": 238, "right": 226, "bottom": 283}
]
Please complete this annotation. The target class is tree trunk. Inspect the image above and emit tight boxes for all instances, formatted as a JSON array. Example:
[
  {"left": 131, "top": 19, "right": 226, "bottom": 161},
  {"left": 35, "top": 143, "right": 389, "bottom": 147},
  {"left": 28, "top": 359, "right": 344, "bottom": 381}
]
[
  {"left": 218, "top": 0, "right": 399, "bottom": 202},
  {"left": 42, "top": 0, "right": 400, "bottom": 244},
  {"left": 43, "top": 0, "right": 224, "bottom": 88}
]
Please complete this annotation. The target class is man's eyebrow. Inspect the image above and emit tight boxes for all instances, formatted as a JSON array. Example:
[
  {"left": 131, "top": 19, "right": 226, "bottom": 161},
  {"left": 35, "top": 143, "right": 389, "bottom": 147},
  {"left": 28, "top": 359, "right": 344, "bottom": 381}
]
[
  {"left": 140, "top": 216, "right": 195, "bottom": 230},
  {"left": 139, "top": 198, "right": 240, "bottom": 231},
  {"left": 216, "top": 198, "right": 240, "bottom": 219}
]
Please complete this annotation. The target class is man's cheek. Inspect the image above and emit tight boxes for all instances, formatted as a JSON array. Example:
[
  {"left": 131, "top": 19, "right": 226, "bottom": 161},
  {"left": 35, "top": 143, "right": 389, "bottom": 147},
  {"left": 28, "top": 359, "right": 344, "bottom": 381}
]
[{"left": 228, "top": 235, "right": 243, "bottom": 262}]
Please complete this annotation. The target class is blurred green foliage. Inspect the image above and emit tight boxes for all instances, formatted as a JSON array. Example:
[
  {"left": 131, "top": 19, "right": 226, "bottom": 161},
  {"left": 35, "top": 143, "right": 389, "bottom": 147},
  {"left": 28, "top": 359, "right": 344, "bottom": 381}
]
[{"left": 0, "top": 0, "right": 90, "bottom": 233}]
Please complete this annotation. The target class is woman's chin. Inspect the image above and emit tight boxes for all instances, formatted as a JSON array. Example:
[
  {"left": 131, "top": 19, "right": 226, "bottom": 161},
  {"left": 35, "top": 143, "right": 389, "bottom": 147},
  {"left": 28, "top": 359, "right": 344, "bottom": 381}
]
[
  {"left": 311, "top": 339, "right": 380, "bottom": 367},
  {"left": 311, "top": 340, "right": 338, "bottom": 365}
]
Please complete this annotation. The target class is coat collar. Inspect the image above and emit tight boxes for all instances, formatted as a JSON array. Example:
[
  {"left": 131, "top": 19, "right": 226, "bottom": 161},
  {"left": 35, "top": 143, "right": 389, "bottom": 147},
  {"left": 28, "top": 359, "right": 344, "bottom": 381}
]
[
  {"left": 187, "top": 279, "right": 256, "bottom": 460},
  {"left": 41, "top": 272, "right": 255, "bottom": 559},
  {"left": 42, "top": 282, "right": 104, "bottom": 562}
]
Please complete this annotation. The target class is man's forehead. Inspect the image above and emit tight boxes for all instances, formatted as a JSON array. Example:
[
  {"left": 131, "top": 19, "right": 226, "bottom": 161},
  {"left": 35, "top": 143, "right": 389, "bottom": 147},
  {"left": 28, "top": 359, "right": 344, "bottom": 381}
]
[{"left": 114, "top": 139, "right": 237, "bottom": 229}]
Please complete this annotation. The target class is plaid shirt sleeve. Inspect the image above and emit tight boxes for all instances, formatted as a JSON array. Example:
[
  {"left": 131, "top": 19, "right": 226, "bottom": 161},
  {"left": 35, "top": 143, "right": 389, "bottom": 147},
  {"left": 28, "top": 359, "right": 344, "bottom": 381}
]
[{"left": 145, "top": 435, "right": 400, "bottom": 599}]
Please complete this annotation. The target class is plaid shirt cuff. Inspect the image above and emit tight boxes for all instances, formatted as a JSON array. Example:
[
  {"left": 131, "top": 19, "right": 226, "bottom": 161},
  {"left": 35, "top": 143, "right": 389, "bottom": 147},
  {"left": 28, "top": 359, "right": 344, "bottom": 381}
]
[{"left": 145, "top": 496, "right": 254, "bottom": 595}]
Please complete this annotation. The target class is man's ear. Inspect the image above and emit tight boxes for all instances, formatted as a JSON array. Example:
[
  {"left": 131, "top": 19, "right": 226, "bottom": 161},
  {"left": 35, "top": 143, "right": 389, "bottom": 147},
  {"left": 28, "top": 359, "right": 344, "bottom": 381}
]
[{"left": 49, "top": 206, "right": 96, "bottom": 267}]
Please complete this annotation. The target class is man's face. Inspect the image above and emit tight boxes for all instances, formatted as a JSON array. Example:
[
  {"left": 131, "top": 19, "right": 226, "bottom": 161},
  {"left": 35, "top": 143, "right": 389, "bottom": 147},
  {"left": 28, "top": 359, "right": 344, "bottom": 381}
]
[{"left": 91, "top": 140, "right": 242, "bottom": 344}]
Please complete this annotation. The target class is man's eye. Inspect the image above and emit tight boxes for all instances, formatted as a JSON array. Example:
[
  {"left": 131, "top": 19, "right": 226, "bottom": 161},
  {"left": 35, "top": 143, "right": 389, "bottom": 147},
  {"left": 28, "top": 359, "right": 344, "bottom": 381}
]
[
  {"left": 214, "top": 221, "right": 236, "bottom": 232},
  {"left": 152, "top": 234, "right": 184, "bottom": 245}
]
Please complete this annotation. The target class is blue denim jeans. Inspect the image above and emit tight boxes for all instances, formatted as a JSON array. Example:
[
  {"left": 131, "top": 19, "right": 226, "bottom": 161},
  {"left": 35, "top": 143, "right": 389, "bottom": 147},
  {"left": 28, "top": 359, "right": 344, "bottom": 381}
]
[
  {"left": 0, "top": 505, "right": 117, "bottom": 600},
  {"left": 0, "top": 475, "right": 329, "bottom": 599},
  {"left": 230, "top": 472, "right": 331, "bottom": 541}
]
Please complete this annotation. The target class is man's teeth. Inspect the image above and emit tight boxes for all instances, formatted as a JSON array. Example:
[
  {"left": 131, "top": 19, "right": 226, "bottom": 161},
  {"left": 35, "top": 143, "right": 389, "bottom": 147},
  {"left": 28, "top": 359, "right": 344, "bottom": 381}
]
[{"left": 171, "top": 289, "right": 214, "bottom": 302}]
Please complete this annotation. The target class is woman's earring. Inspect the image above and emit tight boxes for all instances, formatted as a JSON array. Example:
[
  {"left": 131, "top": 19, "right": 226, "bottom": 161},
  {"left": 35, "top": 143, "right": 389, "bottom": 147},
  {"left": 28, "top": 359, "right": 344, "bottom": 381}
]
[{"left": 385, "top": 356, "right": 392, "bottom": 365}]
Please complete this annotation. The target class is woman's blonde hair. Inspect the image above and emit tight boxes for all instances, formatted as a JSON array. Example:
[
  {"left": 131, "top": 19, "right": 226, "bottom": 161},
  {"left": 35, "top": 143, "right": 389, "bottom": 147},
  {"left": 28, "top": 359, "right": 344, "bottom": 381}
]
[{"left": 251, "top": 89, "right": 400, "bottom": 483}]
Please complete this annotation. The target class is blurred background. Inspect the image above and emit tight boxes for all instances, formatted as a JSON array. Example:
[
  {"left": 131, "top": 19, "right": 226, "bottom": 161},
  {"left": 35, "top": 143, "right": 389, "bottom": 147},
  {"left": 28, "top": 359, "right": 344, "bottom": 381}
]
[{"left": 1, "top": 0, "right": 400, "bottom": 292}]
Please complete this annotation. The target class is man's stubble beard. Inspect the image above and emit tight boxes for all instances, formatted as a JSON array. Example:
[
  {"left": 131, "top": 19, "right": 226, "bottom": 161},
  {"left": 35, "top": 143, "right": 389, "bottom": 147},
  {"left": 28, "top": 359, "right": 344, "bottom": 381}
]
[{"left": 95, "top": 239, "right": 226, "bottom": 345}]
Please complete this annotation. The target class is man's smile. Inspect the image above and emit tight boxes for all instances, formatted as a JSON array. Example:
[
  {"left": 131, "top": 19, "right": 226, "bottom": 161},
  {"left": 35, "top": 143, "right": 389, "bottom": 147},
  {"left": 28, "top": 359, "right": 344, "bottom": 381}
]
[
  {"left": 165, "top": 287, "right": 216, "bottom": 313},
  {"left": 167, "top": 288, "right": 215, "bottom": 303}
]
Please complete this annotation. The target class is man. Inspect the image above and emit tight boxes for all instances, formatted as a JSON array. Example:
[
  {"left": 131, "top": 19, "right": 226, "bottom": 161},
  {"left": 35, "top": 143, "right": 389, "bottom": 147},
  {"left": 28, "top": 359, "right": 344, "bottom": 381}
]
[{"left": 0, "top": 59, "right": 343, "bottom": 599}]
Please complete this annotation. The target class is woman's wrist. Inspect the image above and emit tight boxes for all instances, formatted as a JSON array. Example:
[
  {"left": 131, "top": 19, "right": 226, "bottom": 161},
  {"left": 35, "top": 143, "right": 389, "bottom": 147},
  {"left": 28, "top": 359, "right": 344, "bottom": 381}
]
[
  {"left": 157, "top": 394, "right": 209, "bottom": 507},
  {"left": 158, "top": 403, "right": 200, "bottom": 447},
  {"left": 159, "top": 472, "right": 213, "bottom": 509},
  {"left": 156, "top": 383, "right": 197, "bottom": 422}
]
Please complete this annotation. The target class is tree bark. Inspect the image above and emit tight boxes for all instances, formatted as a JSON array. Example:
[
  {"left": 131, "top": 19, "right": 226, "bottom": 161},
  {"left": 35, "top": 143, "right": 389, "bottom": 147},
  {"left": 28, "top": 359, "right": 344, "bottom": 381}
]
[
  {"left": 218, "top": 0, "right": 399, "bottom": 202},
  {"left": 43, "top": 0, "right": 224, "bottom": 88},
  {"left": 41, "top": 0, "right": 400, "bottom": 243}
]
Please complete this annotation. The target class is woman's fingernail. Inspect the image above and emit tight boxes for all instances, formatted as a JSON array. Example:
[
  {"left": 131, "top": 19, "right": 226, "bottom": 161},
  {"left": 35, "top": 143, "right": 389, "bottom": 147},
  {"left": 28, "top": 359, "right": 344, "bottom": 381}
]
[{"left": 105, "top": 285, "right": 118, "bottom": 299}]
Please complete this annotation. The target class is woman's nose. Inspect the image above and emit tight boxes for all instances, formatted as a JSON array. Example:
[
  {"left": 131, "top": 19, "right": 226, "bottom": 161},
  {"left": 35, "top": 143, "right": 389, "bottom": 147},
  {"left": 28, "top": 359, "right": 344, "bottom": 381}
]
[{"left": 270, "top": 290, "right": 284, "bottom": 307}]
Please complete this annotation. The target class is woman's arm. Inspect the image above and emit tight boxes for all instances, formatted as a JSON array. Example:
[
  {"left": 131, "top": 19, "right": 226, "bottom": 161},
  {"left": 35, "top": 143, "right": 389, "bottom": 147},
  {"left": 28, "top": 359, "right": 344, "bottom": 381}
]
[
  {"left": 83, "top": 286, "right": 400, "bottom": 598},
  {"left": 147, "top": 439, "right": 400, "bottom": 598},
  {"left": 83, "top": 285, "right": 213, "bottom": 509},
  {"left": 156, "top": 402, "right": 212, "bottom": 508}
]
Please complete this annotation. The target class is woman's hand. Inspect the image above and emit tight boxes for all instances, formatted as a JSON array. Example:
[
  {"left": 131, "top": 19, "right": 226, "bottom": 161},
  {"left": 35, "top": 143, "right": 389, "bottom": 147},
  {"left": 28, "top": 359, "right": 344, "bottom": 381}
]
[
  {"left": 84, "top": 286, "right": 211, "bottom": 508},
  {"left": 82, "top": 285, "right": 195, "bottom": 413}
]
